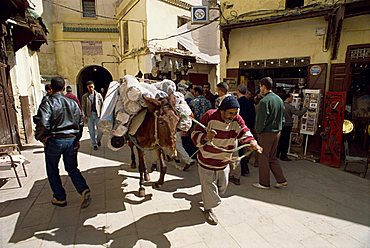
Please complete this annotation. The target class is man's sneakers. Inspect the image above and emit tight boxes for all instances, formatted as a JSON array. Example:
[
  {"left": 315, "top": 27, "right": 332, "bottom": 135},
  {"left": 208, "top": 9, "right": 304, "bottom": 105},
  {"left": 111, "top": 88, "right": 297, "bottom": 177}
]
[
  {"left": 204, "top": 209, "right": 218, "bottom": 225},
  {"left": 252, "top": 183, "right": 271, "bottom": 189},
  {"left": 253, "top": 182, "right": 288, "bottom": 189},
  {"left": 97, "top": 141, "right": 102, "bottom": 147},
  {"left": 275, "top": 181, "right": 288, "bottom": 188},
  {"left": 51, "top": 189, "right": 91, "bottom": 208},
  {"left": 81, "top": 189, "right": 91, "bottom": 209},
  {"left": 51, "top": 198, "right": 67, "bottom": 207},
  {"left": 93, "top": 146, "right": 98, "bottom": 151}
]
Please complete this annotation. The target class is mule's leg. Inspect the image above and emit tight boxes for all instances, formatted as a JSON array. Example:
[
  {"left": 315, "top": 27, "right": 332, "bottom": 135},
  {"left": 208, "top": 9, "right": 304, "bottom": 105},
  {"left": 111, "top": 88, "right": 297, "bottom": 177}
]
[
  {"left": 137, "top": 149, "right": 146, "bottom": 197},
  {"left": 128, "top": 141, "right": 137, "bottom": 169},
  {"left": 155, "top": 150, "right": 167, "bottom": 188}
]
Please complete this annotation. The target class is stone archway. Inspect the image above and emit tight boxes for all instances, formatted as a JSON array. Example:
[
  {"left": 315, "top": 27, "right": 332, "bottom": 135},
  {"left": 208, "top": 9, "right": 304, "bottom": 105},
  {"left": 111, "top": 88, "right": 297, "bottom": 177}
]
[{"left": 76, "top": 65, "right": 113, "bottom": 99}]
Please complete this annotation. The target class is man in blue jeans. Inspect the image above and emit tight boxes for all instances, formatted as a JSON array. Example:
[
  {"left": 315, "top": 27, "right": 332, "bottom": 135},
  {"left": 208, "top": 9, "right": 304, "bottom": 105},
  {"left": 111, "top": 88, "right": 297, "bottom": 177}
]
[
  {"left": 81, "top": 80, "right": 104, "bottom": 150},
  {"left": 34, "top": 77, "right": 91, "bottom": 208}
]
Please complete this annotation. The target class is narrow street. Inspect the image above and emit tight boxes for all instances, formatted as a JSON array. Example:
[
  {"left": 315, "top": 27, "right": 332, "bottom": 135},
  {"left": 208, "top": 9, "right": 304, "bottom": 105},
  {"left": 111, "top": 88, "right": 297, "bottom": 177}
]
[{"left": 0, "top": 130, "right": 369, "bottom": 247}]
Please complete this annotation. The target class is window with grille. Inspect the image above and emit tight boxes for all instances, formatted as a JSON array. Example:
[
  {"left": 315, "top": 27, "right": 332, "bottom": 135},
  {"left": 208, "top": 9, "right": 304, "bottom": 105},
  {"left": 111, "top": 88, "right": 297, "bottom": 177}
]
[
  {"left": 286, "top": 0, "right": 304, "bottom": 9},
  {"left": 82, "top": 0, "right": 96, "bottom": 18},
  {"left": 177, "top": 16, "right": 190, "bottom": 51}
]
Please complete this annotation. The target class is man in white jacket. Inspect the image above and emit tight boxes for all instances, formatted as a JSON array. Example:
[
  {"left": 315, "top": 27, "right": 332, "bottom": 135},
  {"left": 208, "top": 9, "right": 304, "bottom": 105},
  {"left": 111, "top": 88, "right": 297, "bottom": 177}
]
[{"left": 81, "top": 80, "right": 104, "bottom": 150}]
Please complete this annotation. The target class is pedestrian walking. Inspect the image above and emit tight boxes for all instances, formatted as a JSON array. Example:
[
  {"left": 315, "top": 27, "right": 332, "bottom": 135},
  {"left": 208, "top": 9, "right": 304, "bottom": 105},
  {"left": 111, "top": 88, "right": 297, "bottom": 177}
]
[
  {"left": 33, "top": 77, "right": 91, "bottom": 208},
  {"left": 254, "top": 77, "right": 287, "bottom": 189},
  {"left": 203, "top": 82, "right": 216, "bottom": 108},
  {"left": 189, "top": 85, "right": 212, "bottom": 121},
  {"left": 192, "top": 96, "right": 262, "bottom": 225},
  {"left": 65, "top": 85, "right": 81, "bottom": 108},
  {"left": 229, "top": 85, "right": 256, "bottom": 185},
  {"left": 81, "top": 80, "right": 104, "bottom": 150}
]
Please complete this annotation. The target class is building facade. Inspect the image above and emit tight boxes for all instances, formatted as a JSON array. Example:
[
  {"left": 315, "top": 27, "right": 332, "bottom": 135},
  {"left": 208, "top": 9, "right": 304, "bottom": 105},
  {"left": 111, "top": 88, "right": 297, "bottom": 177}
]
[
  {"left": 0, "top": 0, "right": 48, "bottom": 145},
  {"left": 220, "top": 0, "right": 370, "bottom": 161},
  {"left": 38, "top": 0, "right": 119, "bottom": 99},
  {"left": 116, "top": 0, "right": 218, "bottom": 87}
]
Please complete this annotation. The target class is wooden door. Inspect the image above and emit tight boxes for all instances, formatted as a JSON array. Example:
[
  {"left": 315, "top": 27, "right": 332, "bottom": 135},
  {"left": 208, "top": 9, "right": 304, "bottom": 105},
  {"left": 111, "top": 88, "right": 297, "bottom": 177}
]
[{"left": 329, "top": 63, "right": 348, "bottom": 92}]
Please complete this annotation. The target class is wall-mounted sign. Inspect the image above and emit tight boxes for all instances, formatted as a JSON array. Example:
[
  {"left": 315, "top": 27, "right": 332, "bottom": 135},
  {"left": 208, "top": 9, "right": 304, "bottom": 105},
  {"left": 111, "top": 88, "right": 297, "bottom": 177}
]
[
  {"left": 191, "top": 6, "right": 209, "bottom": 24},
  {"left": 81, "top": 41, "right": 103, "bottom": 55},
  {"left": 310, "top": 65, "right": 322, "bottom": 76}
]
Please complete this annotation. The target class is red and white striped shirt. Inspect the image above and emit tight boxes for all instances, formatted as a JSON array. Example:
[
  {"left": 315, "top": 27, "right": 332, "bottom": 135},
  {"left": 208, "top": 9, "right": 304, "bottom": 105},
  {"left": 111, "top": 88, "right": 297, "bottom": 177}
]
[{"left": 191, "top": 109, "right": 255, "bottom": 170}]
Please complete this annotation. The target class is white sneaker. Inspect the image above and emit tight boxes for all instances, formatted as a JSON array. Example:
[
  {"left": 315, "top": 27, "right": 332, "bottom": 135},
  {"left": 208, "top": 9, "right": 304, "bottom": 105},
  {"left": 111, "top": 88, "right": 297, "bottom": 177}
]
[{"left": 252, "top": 183, "right": 270, "bottom": 189}]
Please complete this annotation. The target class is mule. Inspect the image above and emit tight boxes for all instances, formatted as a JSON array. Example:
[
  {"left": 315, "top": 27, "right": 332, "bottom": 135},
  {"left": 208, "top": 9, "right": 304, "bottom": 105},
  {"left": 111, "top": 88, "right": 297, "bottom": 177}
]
[{"left": 128, "top": 94, "right": 179, "bottom": 197}]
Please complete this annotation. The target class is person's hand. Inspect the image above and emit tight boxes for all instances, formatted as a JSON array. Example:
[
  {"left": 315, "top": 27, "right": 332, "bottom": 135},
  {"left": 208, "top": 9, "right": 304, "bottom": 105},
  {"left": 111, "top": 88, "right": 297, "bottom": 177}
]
[
  {"left": 74, "top": 141, "right": 80, "bottom": 151},
  {"left": 205, "top": 128, "right": 217, "bottom": 142},
  {"left": 83, "top": 116, "right": 88, "bottom": 124},
  {"left": 249, "top": 140, "right": 263, "bottom": 154}
]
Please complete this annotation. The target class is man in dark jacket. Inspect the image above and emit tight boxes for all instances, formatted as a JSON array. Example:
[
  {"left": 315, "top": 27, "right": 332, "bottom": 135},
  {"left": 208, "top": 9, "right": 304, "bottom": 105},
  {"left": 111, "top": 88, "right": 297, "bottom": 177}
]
[{"left": 34, "top": 77, "right": 91, "bottom": 208}]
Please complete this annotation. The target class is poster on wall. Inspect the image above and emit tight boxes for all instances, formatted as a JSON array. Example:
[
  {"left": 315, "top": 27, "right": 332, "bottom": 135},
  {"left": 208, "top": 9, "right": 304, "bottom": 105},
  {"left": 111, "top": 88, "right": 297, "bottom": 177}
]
[
  {"left": 300, "top": 89, "right": 321, "bottom": 136},
  {"left": 223, "top": 78, "right": 237, "bottom": 92}
]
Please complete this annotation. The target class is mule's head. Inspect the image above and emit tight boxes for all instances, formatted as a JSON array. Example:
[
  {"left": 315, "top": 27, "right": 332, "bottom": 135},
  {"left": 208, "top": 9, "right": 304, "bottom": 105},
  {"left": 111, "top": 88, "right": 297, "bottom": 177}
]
[{"left": 143, "top": 93, "right": 180, "bottom": 158}]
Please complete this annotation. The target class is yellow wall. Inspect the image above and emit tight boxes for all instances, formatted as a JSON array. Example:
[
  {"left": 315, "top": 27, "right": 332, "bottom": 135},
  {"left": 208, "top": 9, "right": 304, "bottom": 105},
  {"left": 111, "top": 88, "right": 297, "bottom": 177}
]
[
  {"left": 39, "top": 0, "right": 119, "bottom": 84},
  {"left": 221, "top": 17, "right": 330, "bottom": 75},
  {"left": 116, "top": 0, "right": 192, "bottom": 76},
  {"left": 220, "top": 12, "right": 370, "bottom": 81},
  {"left": 334, "top": 15, "right": 370, "bottom": 63}
]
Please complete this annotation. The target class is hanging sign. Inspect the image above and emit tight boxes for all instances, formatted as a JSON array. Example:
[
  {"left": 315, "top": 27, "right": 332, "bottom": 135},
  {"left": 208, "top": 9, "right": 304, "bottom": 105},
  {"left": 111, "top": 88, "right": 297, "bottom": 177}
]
[{"left": 191, "top": 6, "right": 209, "bottom": 24}]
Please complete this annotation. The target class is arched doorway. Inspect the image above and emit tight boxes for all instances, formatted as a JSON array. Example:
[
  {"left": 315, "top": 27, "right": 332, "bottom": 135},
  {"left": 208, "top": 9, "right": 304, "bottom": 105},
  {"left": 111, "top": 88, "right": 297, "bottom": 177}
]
[{"left": 76, "top": 65, "right": 113, "bottom": 99}]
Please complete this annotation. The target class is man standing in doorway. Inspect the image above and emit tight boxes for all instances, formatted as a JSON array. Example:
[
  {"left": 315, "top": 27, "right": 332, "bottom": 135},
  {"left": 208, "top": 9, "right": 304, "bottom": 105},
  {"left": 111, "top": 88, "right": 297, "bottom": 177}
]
[
  {"left": 34, "top": 77, "right": 91, "bottom": 208},
  {"left": 81, "top": 80, "right": 104, "bottom": 150},
  {"left": 254, "top": 77, "right": 288, "bottom": 189}
]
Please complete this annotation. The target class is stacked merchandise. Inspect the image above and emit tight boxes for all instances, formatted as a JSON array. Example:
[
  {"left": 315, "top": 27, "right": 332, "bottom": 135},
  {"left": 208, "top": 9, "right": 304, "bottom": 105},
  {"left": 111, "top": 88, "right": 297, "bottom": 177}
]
[{"left": 99, "top": 75, "right": 192, "bottom": 151}]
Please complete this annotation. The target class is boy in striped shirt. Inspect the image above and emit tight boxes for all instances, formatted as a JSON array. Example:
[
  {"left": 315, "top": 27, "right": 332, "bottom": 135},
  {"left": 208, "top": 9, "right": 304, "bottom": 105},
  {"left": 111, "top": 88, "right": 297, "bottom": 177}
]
[{"left": 192, "top": 96, "right": 263, "bottom": 225}]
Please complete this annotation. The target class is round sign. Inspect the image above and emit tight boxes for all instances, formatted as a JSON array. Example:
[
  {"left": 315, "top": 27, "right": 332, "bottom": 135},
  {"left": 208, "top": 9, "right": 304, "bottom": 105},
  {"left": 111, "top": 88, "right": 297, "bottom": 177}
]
[
  {"left": 310, "top": 65, "right": 322, "bottom": 76},
  {"left": 194, "top": 9, "right": 206, "bottom": 20}
]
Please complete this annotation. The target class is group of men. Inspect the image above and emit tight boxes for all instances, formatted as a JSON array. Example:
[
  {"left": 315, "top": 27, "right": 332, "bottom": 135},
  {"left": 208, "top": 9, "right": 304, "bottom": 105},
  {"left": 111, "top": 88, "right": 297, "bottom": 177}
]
[{"left": 33, "top": 76, "right": 302, "bottom": 227}]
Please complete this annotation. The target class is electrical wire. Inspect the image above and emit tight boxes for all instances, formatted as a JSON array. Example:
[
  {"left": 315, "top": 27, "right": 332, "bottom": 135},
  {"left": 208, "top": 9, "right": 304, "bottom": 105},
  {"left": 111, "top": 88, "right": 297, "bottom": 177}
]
[
  {"left": 148, "top": 16, "right": 219, "bottom": 43},
  {"left": 45, "top": 0, "right": 219, "bottom": 49},
  {"left": 44, "top": 0, "right": 117, "bottom": 20}
]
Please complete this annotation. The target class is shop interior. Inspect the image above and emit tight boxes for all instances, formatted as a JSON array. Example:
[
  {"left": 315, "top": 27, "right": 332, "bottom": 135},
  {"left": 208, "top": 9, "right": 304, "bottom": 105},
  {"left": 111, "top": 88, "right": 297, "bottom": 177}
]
[
  {"left": 344, "top": 62, "right": 370, "bottom": 157},
  {"left": 240, "top": 67, "right": 308, "bottom": 98}
]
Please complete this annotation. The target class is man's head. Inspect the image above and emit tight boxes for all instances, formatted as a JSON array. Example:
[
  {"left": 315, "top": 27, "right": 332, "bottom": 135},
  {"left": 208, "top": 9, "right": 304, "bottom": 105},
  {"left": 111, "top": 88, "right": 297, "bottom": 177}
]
[
  {"left": 237, "top": 84, "right": 247, "bottom": 98},
  {"left": 283, "top": 93, "right": 293, "bottom": 103},
  {"left": 193, "top": 85, "right": 203, "bottom": 97},
  {"left": 50, "top": 77, "right": 65, "bottom": 93},
  {"left": 66, "top": 86, "right": 72, "bottom": 93},
  {"left": 203, "top": 82, "right": 211, "bottom": 95},
  {"left": 216, "top": 82, "right": 229, "bottom": 97},
  {"left": 45, "top": 84, "right": 52, "bottom": 95},
  {"left": 86, "top": 80, "right": 95, "bottom": 94},
  {"left": 259, "top": 77, "right": 273, "bottom": 95},
  {"left": 218, "top": 96, "right": 240, "bottom": 123}
]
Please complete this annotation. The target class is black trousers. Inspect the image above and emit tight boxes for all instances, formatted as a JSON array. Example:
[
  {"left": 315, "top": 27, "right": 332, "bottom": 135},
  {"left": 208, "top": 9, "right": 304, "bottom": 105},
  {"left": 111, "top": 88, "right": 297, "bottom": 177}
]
[{"left": 277, "top": 126, "right": 292, "bottom": 159}]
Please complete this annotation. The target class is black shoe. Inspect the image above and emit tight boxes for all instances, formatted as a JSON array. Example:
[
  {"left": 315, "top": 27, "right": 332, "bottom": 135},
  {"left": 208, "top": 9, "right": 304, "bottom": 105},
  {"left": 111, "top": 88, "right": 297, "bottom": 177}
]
[
  {"left": 241, "top": 171, "right": 249, "bottom": 177},
  {"left": 280, "top": 157, "right": 292, "bottom": 161},
  {"left": 97, "top": 141, "right": 101, "bottom": 147},
  {"left": 93, "top": 146, "right": 98, "bottom": 150},
  {"left": 229, "top": 176, "right": 240, "bottom": 185},
  {"left": 204, "top": 209, "right": 218, "bottom": 225}
]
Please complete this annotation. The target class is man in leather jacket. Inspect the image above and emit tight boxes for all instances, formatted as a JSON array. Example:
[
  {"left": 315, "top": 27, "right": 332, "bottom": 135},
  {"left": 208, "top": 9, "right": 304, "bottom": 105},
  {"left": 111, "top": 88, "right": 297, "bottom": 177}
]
[{"left": 34, "top": 77, "right": 91, "bottom": 208}]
